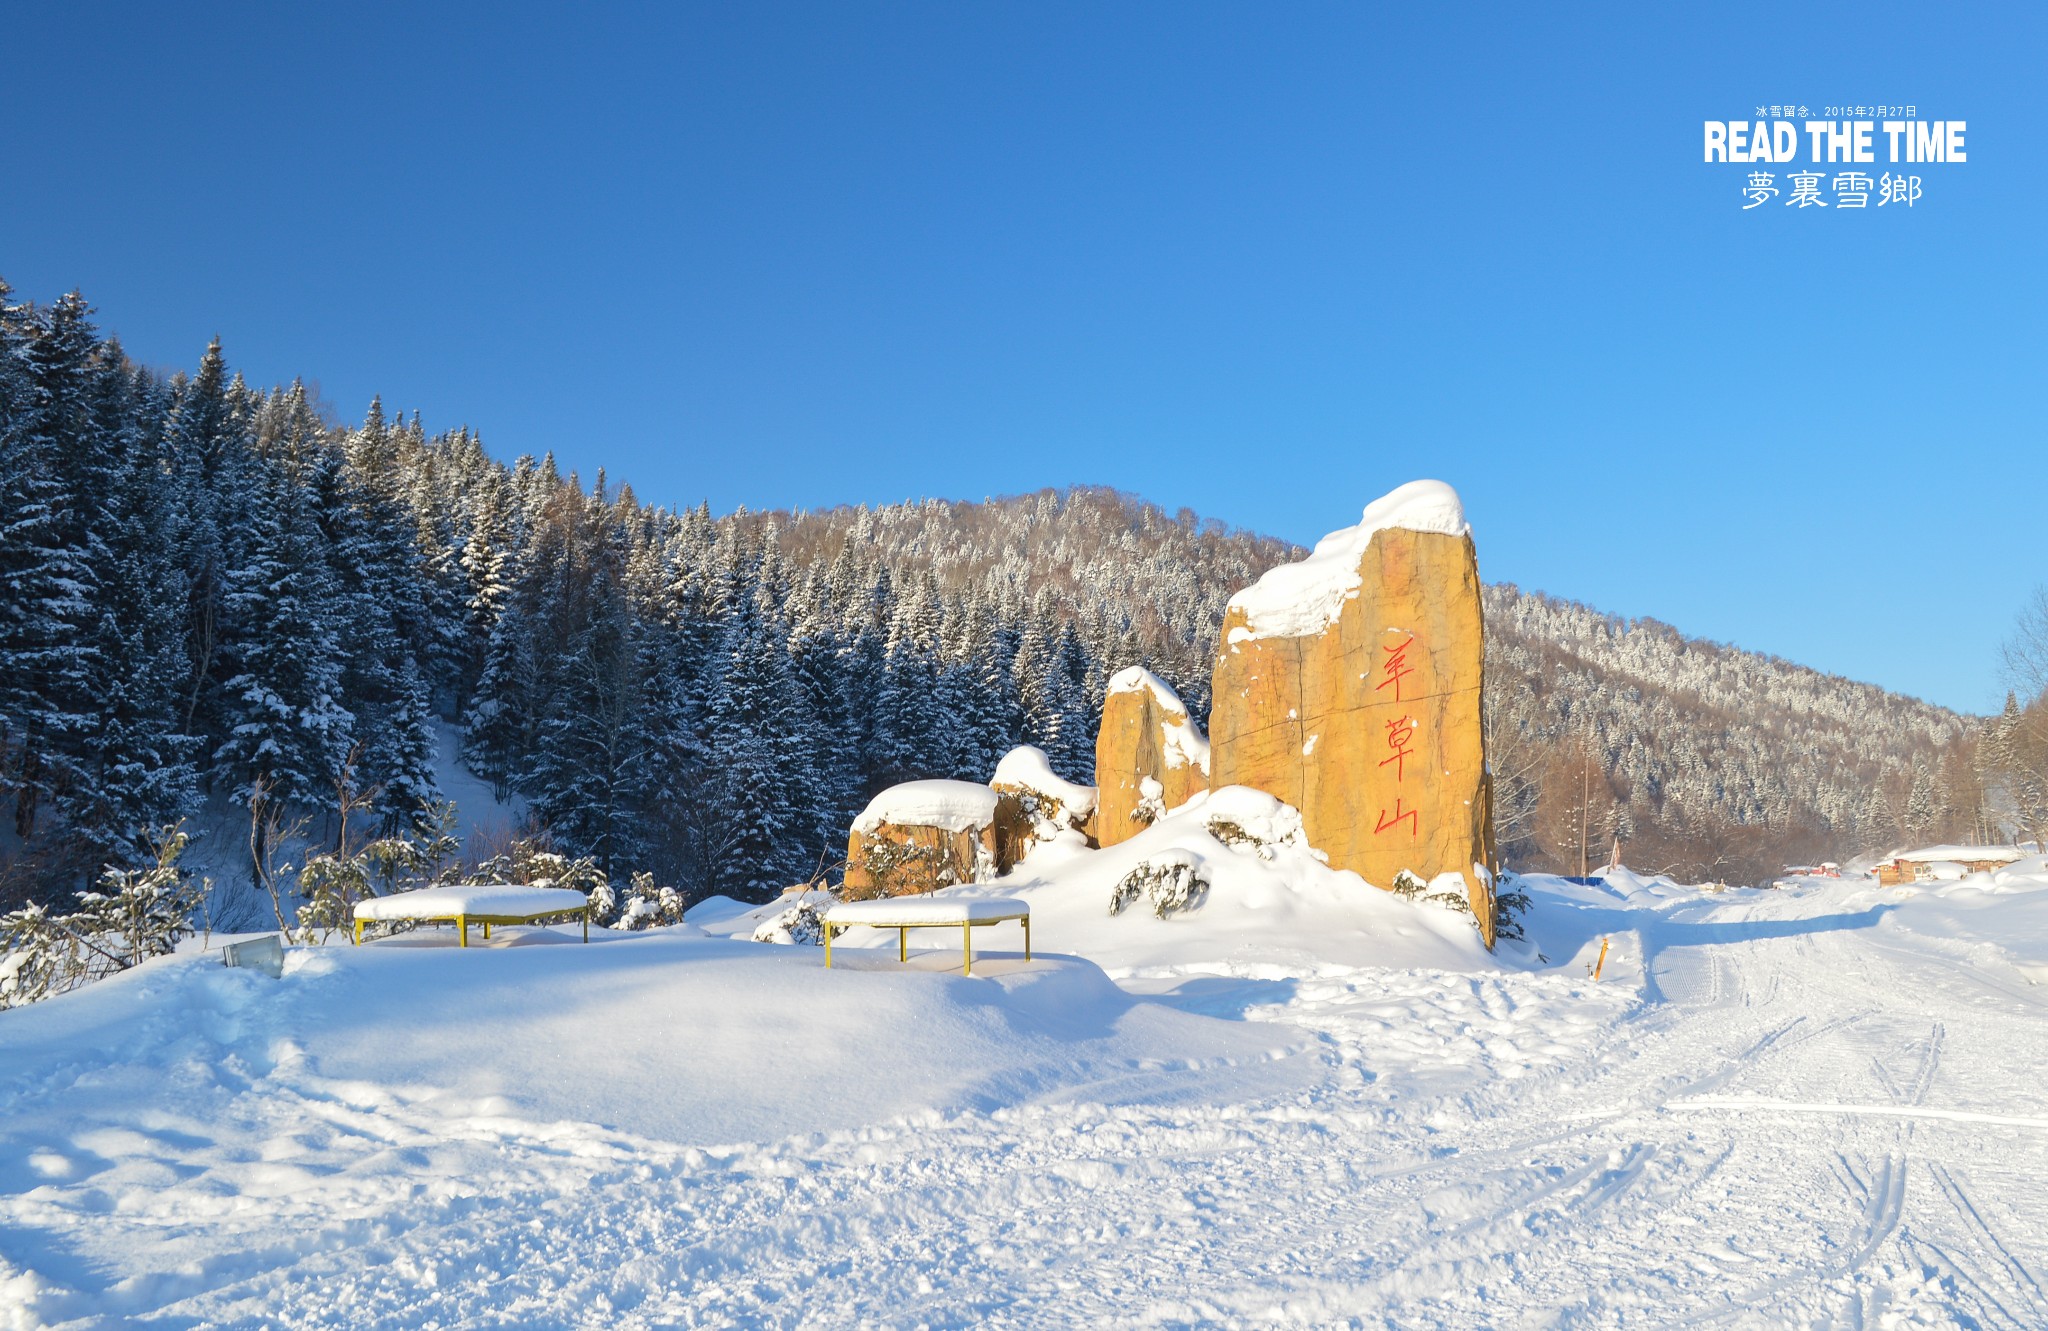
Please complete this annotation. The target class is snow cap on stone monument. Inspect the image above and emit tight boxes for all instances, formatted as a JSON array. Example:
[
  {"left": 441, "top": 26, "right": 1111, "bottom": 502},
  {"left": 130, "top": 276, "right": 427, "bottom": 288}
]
[{"left": 1226, "top": 480, "right": 1470, "bottom": 642}]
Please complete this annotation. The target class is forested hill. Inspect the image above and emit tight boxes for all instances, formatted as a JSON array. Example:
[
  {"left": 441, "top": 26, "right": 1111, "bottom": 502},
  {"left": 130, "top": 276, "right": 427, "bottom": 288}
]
[
  {"left": 0, "top": 286, "right": 1977, "bottom": 910},
  {"left": 747, "top": 495, "right": 1976, "bottom": 877}
]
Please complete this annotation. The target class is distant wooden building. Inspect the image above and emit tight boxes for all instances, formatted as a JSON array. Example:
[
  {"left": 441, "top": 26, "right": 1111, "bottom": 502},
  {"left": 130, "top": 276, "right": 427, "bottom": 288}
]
[{"left": 1874, "top": 845, "right": 2025, "bottom": 886}]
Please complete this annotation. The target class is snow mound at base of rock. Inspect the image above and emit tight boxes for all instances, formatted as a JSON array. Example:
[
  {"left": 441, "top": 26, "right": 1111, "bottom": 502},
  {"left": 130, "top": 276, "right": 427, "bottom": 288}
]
[{"left": 942, "top": 784, "right": 1500, "bottom": 976}]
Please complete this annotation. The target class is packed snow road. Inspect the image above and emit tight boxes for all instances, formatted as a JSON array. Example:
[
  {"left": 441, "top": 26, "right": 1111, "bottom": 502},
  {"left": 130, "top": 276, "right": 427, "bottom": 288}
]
[{"left": 5, "top": 872, "right": 2048, "bottom": 1329}]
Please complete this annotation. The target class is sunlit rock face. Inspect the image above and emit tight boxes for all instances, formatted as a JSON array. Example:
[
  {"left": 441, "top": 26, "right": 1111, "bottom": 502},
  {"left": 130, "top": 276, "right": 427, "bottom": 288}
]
[
  {"left": 1093, "top": 668, "right": 1209, "bottom": 847},
  {"left": 1208, "top": 481, "right": 1498, "bottom": 945},
  {"left": 989, "top": 745, "right": 1097, "bottom": 871},
  {"left": 843, "top": 780, "right": 999, "bottom": 899}
]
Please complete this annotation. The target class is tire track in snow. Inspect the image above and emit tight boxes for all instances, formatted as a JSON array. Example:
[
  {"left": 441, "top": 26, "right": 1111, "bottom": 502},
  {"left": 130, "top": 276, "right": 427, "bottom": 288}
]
[
  {"left": 1905, "top": 1021, "right": 1944, "bottom": 1107},
  {"left": 19, "top": 878, "right": 2048, "bottom": 1329},
  {"left": 1926, "top": 1161, "right": 2048, "bottom": 1327}
]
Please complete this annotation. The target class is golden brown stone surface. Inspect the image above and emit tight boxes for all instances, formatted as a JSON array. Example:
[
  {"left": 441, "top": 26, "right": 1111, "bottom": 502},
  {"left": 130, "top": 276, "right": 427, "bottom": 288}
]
[
  {"left": 986, "top": 745, "right": 1098, "bottom": 871},
  {"left": 841, "top": 779, "right": 1000, "bottom": 899},
  {"left": 1094, "top": 669, "right": 1211, "bottom": 847},
  {"left": 1209, "top": 526, "right": 1498, "bottom": 945},
  {"left": 843, "top": 822, "right": 997, "bottom": 899}
]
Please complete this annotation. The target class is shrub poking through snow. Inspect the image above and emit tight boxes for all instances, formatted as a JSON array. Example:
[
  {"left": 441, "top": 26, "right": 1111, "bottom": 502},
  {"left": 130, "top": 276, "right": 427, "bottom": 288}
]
[
  {"left": 1391, "top": 868, "right": 1480, "bottom": 920},
  {"left": 448, "top": 840, "right": 616, "bottom": 925},
  {"left": 294, "top": 853, "right": 377, "bottom": 943},
  {"left": 614, "top": 872, "right": 687, "bottom": 932},
  {"left": 290, "top": 803, "right": 465, "bottom": 943},
  {"left": 1493, "top": 872, "right": 1532, "bottom": 942},
  {"left": 296, "top": 817, "right": 593, "bottom": 942},
  {"left": 752, "top": 898, "right": 826, "bottom": 945},
  {"left": 0, "top": 827, "right": 207, "bottom": 1010},
  {"left": 1206, "top": 808, "right": 1311, "bottom": 861},
  {"left": 1111, "top": 851, "right": 1209, "bottom": 918},
  {"left": 1130, "top": 776, "right": 1167, "bottom": 829},
  {"left": 466, "top": 843, "right": 609, "bottom": 897}
]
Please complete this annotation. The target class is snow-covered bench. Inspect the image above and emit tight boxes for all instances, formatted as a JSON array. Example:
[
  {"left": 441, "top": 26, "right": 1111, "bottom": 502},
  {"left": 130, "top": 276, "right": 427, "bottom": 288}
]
[
  {"left": 352, "top": 885, "right": 592, "bottom": 947},
  {"left": 822, "top": 897, "right": 1031, "bottom": 976}
]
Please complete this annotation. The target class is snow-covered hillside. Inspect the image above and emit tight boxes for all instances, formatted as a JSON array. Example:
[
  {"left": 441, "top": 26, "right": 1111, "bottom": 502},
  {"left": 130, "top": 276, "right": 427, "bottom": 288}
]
[{"left": 8, "top": 846, "right": 2048, "bottom": 1326}]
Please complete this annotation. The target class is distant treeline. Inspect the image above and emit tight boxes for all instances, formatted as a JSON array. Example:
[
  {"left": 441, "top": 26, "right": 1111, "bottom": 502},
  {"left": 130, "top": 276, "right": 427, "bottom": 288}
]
[
  {"left": 0, "top": 283, "right": 1259, "bottom": 909},
  {"left": 0, "top": 280, "right": 1998, "bottom": 909}
]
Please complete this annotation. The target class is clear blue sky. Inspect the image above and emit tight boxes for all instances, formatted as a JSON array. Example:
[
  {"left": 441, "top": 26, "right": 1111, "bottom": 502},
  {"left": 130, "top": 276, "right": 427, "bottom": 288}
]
[{"left": 4, "top": 3, "right": 2041, "bottom": 713}]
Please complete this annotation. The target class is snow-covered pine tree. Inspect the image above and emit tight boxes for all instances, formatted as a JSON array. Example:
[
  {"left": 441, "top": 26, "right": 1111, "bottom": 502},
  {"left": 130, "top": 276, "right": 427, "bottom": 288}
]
[
  {"left": 165, "top": 338, "right": 244, "bottom": 754},
  {"left": 61, "top": 351, "right": 199, "bottom": 873},
  {"left": 939, "top": 589, "right": 1010, "bottom": 781},
  {"left": 871, "top": 572, "right": 947, "bottom": 785},
  {"left": 1030, "top": 620, "right": 1097, "bottom": 783},
  {"left": 704, "top": 582, "right": 817, "bottom": 899},
  {"left": 0, "top": 290, "right": 99, "bottom": 848},
  {"left": 456, "top": 464, "right": 515, "bottom": 707},
  {"left": 1903, "top": 762, "right": 1939, "bottom": 843},
  {"left": 523, "top": 485, "right": 646, "bottom": 872},
  {"left": 318, "top": 399, "right": 440, "bottom": 831},
  {"left": 211, "top": 449, "right": 355, "bottom": 869},
  {"left": 840, "top": 563, "right": 894, "bottom": 793},
  {"left": 787, "top": 599, "right": 863, "bottom": 869}
]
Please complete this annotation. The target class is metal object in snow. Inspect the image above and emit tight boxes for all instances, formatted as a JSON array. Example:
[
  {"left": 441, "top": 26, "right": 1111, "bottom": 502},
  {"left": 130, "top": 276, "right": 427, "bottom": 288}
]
[{"left": 222, "top": 934, "right": 285, "bottom": 978}]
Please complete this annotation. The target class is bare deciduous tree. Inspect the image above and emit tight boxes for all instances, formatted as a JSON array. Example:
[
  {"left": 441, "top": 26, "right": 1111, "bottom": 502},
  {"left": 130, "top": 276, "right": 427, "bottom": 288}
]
[{"left": 2002, "top": 585, "right": 2048, "bottom": 701}]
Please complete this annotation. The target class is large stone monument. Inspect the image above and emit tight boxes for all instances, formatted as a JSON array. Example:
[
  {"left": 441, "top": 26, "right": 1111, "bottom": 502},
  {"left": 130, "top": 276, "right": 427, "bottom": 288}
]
[
  {"left": 1207, "top": 480, "right": 1498, "bottom": 943},
  {"left": 1094, "top": 667, "right": 1210, "bottom": 846}
]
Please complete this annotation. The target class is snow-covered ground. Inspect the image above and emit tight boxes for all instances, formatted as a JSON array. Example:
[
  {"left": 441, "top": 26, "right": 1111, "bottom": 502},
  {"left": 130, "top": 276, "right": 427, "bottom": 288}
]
[{"left": 8, "top": 858, "right": 2048, "bottom": 1327}]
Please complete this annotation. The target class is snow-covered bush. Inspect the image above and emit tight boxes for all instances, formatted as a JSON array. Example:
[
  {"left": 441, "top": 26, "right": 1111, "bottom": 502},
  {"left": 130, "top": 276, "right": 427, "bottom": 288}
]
[
  {"left": 1493, "top": 872, "right": 1532, "bottom": 942},
  {"left": 1390, "top": 868, "right": 1480, "bottom": 919},
  {"left": 454, "top": 840, "right": 614, "bottom": 919},
  {"left": 1111, "top": 851, "right": 1209, "bottom": 918},
  {"left": 1390, "top": 866, "right": 1528, "bottom": 940},
  {"left": 0, "top": 828, "right": 207, "bottom": 1010},
  {"left": 752, "top": 897, "right": 826, "bottom": 945},
  {"left": 465, "top": 842, "right": 609, "bottom": 895},
  {"left": 1203, "top": 788, "right": 1314, "bottom": 862},
  {"left": 294, "top": 853, "right": 375, "bottom": 943},
  {"left": 614, "top": 872, "right": 687, "bottom": 931},
  {"left": 293, "top": 802, "right": 468, "bottom": 942},
  {"left": 1130, "top": 776, "right": 1167, "bottom": 830}
]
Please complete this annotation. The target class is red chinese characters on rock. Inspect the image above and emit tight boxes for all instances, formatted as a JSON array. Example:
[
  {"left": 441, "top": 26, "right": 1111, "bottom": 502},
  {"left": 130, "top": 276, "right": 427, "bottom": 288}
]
[
  {"left": 1375, "top": 632, "right": 1415, "bottom": 704},
  {"left": 1375, "top": 632, "right": 1421, "bottom": 840}
]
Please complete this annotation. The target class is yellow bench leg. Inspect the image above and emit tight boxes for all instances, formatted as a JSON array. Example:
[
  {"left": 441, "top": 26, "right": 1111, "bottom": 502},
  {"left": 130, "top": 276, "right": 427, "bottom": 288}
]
[
  {"left": 583, "top": 908, "right": 589, "bottom": 942},
  {"left": 459, "top": 916, "right": 469, "bottom": 948},
  {"left": 962, "top": 920, "right": 972, "bottom": 976},
  {"left": 899, "top": 927, "right": 907, "bottom": 963},
  {"left": 1023, "top": 915, "right": 1031, "bottom": 962},
  {"left": 482, "top": 922, "right": 490, "bottom": 941},
  {"left": 824, "top": 922, "right": 834, "bottom": 968},
  {"left": 353, "top": 919, "right": 363, "bottom": 945}
]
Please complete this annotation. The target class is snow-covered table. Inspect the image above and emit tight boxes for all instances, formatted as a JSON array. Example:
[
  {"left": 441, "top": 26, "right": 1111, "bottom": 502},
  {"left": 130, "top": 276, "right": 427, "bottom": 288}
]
[
  {"left": 352, "top": 885, "right": 592, "bottom": 947},
  {"left": 822, "top": 897, "right": 1030, "bottom": 975}
]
